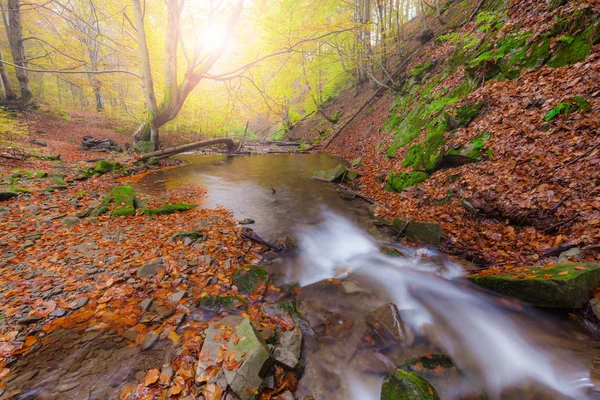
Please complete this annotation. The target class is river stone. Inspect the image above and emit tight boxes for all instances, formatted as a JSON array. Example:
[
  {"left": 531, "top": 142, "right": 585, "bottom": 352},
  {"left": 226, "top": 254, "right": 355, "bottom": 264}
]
[
  {"left": 404, "top": 221, "right": 443, "bottom": 247},
  {"left": 62, "top": 216, "right": 80, "bottom": 226},
  {"left": 341, "top": 190, "right": 358, "bottom": 201},
  {"left": 470, "top": 263, "right": 600, "bottom": 308},
  {"left": 224, "top": 318, "right": 273, "bottom": 400},
  {"left": 198, "top": 295, "right": 247, "bottom": 314},
  {"left": 591, "top": 298, "right": 600, "bottom": 320},
  {"left": 313, "top": 164, "right": 347, "bottom": 182},
  {"left": 366, "top": 303, "right": 404, "bottom": 345},
  {"left": 137, "top": 258, "right": 164, "bottom": 278},
  {"left": 558, "top": 247, "right": 581, "bottom": 263},
  {"left": 381, "top": 368, "right": 440, "bottom": 400},
  {"left": 196, "top": 316, "right": 245, "bottom": 383},
  {"left": 232, "top": 265, "right": 268, "bottom": 295},
  {"left": 273, "top": 325, "right": 302, "bottom": 369}
]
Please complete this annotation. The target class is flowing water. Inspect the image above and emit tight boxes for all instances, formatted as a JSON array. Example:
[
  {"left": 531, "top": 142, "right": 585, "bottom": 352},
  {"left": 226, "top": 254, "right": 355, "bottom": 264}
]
[{"left": 135, "top": 153, "right": 600, "bottom": 399}]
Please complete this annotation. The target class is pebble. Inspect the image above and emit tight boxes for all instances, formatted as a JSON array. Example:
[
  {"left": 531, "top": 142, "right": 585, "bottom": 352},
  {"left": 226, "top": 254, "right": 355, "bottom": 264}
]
[
  {"left": 17, "top": 315, "right": 42, "bottom": 325},
  {"left": 71, "top": 297, "right": 89, "bottom": 310},
  {"left": 50, "top": 308, "right": 67, "bottom": 317}
]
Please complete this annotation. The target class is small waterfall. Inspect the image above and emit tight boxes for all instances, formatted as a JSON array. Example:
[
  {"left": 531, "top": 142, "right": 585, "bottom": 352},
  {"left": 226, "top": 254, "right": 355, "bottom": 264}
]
[{"left": 293, "top": 213, "right": 595, "bottom": 399}]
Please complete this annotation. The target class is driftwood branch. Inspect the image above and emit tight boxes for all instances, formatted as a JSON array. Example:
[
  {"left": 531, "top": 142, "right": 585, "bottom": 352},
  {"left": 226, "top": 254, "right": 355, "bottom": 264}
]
[{"left": 137, "top": 138, "right": 236, "bottom": 161}]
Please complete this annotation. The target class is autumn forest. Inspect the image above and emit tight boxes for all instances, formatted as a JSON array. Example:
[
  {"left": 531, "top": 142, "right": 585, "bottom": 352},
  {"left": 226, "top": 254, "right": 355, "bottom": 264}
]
[{"left": 0, "top": 0, "right": 599, "bottom": 399}]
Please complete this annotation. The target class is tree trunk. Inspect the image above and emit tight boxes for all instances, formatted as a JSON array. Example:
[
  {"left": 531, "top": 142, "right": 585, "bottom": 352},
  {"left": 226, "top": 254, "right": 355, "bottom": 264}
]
[
  {"left": 6, "top": 0, "right": 33, "bottom": 105},
  {"left": 0, "top": 48, "right": 15, "bottom": 100},
  {"left": 137, "top": 138, "right": 236, "bottom": 161},
  {"left": 131, "top": 0, "right": 159, "bottom": 148},
  {"left": 94, "top": 87, "right": 104, "bottom": 111}
]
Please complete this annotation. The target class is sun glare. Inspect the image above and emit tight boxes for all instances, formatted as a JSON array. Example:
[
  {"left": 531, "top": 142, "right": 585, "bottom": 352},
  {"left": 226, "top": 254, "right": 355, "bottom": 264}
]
[{"left": 201, "top": 24, "right": 227, "bottom": 51}]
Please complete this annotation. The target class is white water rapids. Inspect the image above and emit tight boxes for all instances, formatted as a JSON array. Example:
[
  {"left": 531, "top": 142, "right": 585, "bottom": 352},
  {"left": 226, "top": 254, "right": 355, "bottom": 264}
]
[{"left": 292, "top": 213, "right": 596, "bottom": 399}]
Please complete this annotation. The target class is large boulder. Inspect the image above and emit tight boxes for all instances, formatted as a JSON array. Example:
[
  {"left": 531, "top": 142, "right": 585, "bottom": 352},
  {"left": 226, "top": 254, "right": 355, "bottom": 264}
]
[
  {"left": 196, "top": 316, "right": 245, "bottom": 384},
  {"left": 381, "top": 368, "right": 440, "bottom": 400},
  {"left": 470, "top": 263, "right": 600, "bottom": 308},
  {"left": 0, "top": 188, "right": 18, "bottom": 201},
  {"left": 80, "top": 136, "right": 123, "bottom": 152},
  {"left": 232, "top": 266, "right": 268, "bottom": 295},
  {"left": 404, "top": 221, "right": 443, "bottom": 247},
  {"left": 223, "top": 318, "right": 273, "bottom": 400},
  {"left": 273, "top": 325, "right": 302, "bottom": 369},
  {"left": 313, "top": 164, "right": 347, "bottom": 182}
]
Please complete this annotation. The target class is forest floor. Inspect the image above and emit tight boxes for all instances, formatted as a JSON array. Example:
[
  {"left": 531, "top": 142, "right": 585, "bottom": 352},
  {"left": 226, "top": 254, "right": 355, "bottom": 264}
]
[{"left": 0, "top": 113, "right": 298, "bottom": 399}]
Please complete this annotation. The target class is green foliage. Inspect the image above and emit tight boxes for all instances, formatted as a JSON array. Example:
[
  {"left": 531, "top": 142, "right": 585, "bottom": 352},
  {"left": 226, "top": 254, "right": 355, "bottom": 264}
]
[
  {"left": 544, "top": 96, "right": 591, "bottom": 121},
  {"left": 385, "top": 171, "right": 429, "bottom": 192},
  {"left": 435, "top": 32, "right": 460, "bottom": 43}
]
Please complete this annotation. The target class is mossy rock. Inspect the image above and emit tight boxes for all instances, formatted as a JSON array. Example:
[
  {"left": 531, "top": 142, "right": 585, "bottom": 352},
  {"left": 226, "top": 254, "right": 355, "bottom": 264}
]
[
  {"left": 404, "top": 221, "right": 444, "bottom": 247},
  {"left": 134, "top": 140, "right": 155, "bottom": 154},
  {"left": 232, "top": 265, "right": 269, "bottom": 295},
  {"left": 470, "top": 263, "right": 600, "bottom": 308},
  {"left": 8, "top": 186, "right": 30, "bottom": 194},
  {"left": 381, "top": 368, "right": 440, "bottom": 400},
  {"left": 142, "top": 204, "right": 196, "bottom": 216},
  {"left": 147, "top": 157, "right": 160, "bottom": 165},
  {"left": 93, "top": 160, "right": 125, "bottom": 175},
  {"left": 385, "top": 172, "right": 429, "bottom": 193},
  {"left": 34, "top": 171, "right": 48, "bottom": 178},
  {"left": 105, "top": 186, "right": 136, "bottom": 216},
  {"left": 313, "top": 164, "right": 347, "bottom": 182},
  {"left": 547, "top": 25, "right": 594, "bottom": 68},
  {"left": 198, "top": 295, "right": 247, "bottom": 314},
  {"left": 442, "top": 133, "right": 491, "bottom": 167}
]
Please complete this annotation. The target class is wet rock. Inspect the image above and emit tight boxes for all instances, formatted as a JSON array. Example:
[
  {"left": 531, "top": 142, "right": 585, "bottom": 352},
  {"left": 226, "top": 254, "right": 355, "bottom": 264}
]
[
  {"left": 366, "top": 303, "right": 404, "bottom": 345},
  {"left": 224, "top": 318, "right": 273, "bottom": 400},
  {"left": 198, "top": 295, "right": 246, "bottom": 314},
  {"left": 196, "top": 316, "right": 245, "bottom": 383},
  {"left": 232, "top": 265, "right": 268, "bottom": 295},
  {"left": 381, "top": 368, "right": 440, "bottom": 400},
  {"left": 141, "top": 331, "right": 159, "bottom": 350},
  {"left": 352, "top": 350, "right": 396, "bottom": 374},
  {"left": 341, "top": 190, "right": 357, "bottom": 201},
  {"left": 470, "top": 263, "right": 600, "bottom": 308},
  {"left": 137, "top": 258, "right": 164, "bottom": 278},
  {"left": 273, "top": 325, "right": 302, "bottom": 369},
  {"left": 239, "top": 218, "right": 255, "bottom": 225},
  {"left": 404, "top": 221, "right": 443, "bottom": 247},
  {"left": 278, "top": 390, "right": 294, "bottom": 400},
  {"left": 17, "top": 315, "right": 42, "bottom": 325}
]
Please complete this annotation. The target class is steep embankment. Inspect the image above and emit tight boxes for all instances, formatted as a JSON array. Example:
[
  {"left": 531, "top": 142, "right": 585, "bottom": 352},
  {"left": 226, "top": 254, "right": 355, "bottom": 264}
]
[{"left": 295, "top": 0, "right": 600, "bottom": 272}]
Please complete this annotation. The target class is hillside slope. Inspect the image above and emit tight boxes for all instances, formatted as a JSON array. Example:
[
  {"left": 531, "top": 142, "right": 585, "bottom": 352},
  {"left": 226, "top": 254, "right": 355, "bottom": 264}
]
[{"left": 293, "top": 0, "right": 600, "bottom": 272}]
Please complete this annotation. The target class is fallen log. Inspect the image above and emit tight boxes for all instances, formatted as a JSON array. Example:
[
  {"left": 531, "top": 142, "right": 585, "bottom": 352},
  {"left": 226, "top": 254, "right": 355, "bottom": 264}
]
[{"left": 137, "top": 138, "right": 237, "bottom": 161}]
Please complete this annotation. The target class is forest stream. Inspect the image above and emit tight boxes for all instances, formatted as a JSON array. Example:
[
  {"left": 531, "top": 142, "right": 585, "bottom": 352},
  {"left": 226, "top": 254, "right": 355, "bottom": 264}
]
[{"left": 133, "top": 154, "right": 600, "bottom": 400}]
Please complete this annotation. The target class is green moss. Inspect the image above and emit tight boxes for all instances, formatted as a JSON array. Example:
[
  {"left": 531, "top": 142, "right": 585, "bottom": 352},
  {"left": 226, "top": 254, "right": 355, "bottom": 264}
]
[
  {"left": 547, "top": 31, "right": 592, "bottom": 68},
  {"left": 8, "top": 186, "right": 30, "bottom": 193},
  {"left": 93, "top": 160, "right": 126, "bottom": 176},
  {"left": 470, "top": 263, "right": 600, "bottom": 308},
  {"left": 198, "top": 295, "right": 247, "bottom": 314},
  {"left": 403, "top": 144, "right": 424, "bottom": 168},
  {"left": 134, "top": 140, "right": 155, "bottom": 154},
  {"left": 411, "top": 61, "right": 434, "bottom": 77},
  {"left": 142, "top": 204, "right": 196, "bottom": 216},
  {"left": 385, "top": 171, "right": 429, "bottom": 192},
  {"left": 232, "top": 265, "right": 269, "bottom": 294},
  {"left": 455, "top": 103, "right": 483, "bottom": 127},
  {"left": 313, "top": 164, "right": 347, "bottom": 181},
  {"left": 34, "top": 171, "right": 48, "bottom": 178},
  {"left": 381, "top": 369, "right": 440, "bottom": 400},
  {"left": 107, "top": 186, "right": 136, "bottom": 216},
  {"left": 387, "top": 140, "right": 402, "bottom": 158}
]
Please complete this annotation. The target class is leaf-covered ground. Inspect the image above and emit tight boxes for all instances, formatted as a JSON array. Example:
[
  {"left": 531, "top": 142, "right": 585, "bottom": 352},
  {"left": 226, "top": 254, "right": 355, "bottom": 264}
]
[{"left": 0, "top": 127, "right": 294, "bottom": 398}]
